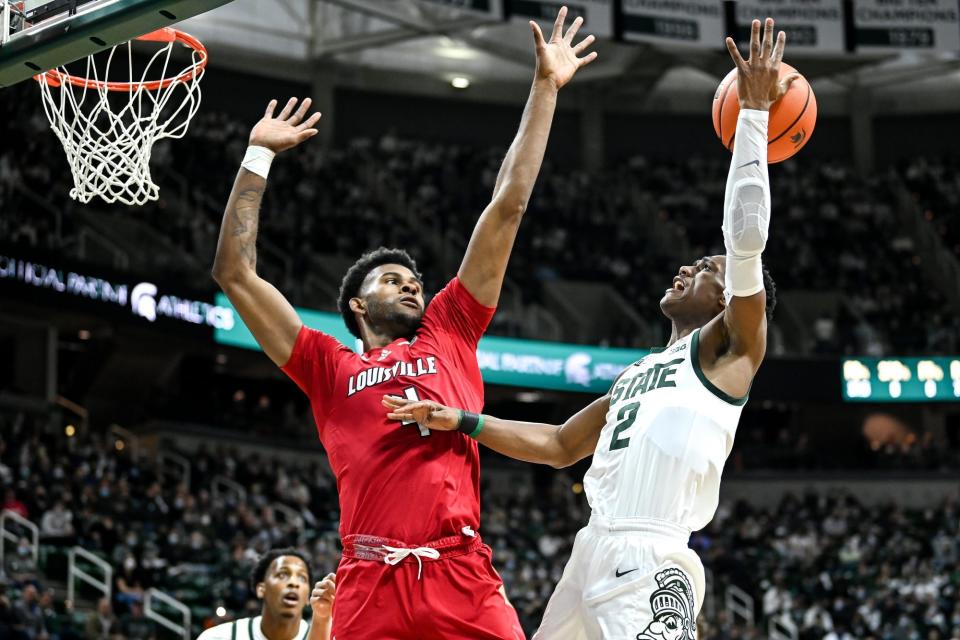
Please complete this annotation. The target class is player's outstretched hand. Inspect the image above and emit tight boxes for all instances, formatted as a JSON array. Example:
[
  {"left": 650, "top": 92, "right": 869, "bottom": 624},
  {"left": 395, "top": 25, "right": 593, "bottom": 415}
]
[
  {"left": 724, "top": 18, "right": 799, "bottom": 111},
  {"left": 531, "top": 6, "right": 598, "bottom": 90},
  {"left": 382, "top": 395, "right": 461, "bottom": 431},
  {"left": 310, "top": 573, "right": 336, "bottom": 621},
  {"left": 249, "top": 97, "right": 322, "bottom": 153}
]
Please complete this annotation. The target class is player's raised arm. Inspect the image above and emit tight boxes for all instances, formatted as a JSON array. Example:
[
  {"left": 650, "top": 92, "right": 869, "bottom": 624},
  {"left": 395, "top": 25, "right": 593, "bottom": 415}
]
[
  {"left": 457, "top": 6, "right": 597, "bottom": 307},
  {"left": 212, "top": 98, "right": 322, "bottom": 367},
  {"left": 382, "top": 394, "right": 608, "bottom": 468},
  {"left": 701, "top": 19, "right": 798, "bottom": 378}
]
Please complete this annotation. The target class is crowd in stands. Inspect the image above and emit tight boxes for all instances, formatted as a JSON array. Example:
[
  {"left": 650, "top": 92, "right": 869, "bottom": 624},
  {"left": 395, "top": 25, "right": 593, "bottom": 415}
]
[
  {"left": 1, "top": 406, "right": 958, "bottom": 638},
  {"left": 4, "top": 82, "right": 958, "bottom": 354},
  {"left": 901, "top": 156, "right": 960, "bottom": 258}
]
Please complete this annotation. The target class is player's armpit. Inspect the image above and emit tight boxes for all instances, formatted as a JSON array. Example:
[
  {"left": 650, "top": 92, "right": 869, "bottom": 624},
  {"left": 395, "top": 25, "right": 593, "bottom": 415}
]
[
  {"left": 697, "top": 306, "right": 763, "bottom": 399},
  {"left": 216, "top": 268, "right": 302, "bottom": 367}
]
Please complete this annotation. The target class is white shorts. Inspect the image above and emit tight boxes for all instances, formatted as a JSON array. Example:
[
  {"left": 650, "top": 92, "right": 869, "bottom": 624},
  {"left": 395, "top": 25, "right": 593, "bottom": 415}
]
[{"left": 532, "top": 514, "right": 705, "bottom": 640}]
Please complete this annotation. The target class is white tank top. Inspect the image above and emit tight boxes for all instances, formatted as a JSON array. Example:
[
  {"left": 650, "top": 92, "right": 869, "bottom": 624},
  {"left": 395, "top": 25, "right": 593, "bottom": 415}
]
[{"left": 583, "top": 328, "right": 746, "bottom": 532}]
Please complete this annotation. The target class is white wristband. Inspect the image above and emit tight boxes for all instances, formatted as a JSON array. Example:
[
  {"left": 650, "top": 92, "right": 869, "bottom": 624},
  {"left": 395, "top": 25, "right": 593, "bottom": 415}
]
[{"left": 241, "top": 145, "right": 276, "bottom": 179}]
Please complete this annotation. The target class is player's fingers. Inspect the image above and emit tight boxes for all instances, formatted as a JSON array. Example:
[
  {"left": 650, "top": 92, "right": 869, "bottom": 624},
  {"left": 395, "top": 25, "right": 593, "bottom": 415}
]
[
  {"left": 288, "top": 97, "right": 311, "bottom": 125},
  {"left": 326, "top": 573, "right": 336, "bottom": 584},
  {"left": 564, "top": 15, "right": 583, "bottom": 43},
  {"left": 297, "top": 112, "right": 322, "bottom": 131},
  {"left": 386, "top": 411, "right": 414, "bottom": 421},
  {"left": 550, "top": 6, "right": 567, "bottom": 42},
  {"left": 277, "top": 97, "right": 297, "bottom": 121},
  {"left": 578, "top": 50, "right": 598, "bottom": 68},
  {"left": 572, "top": 34, "right": 595, "bottom": 55},
  {"left": 749, "top": 19, "right": 761, "bottom": 61},
  {"left": 772, "top": 30, "right": 786, "bottom": 62},
  {"left": 382, "top": 395, "right": 409, "bottom": 408},
  {"left": 264, "top": 99, "right": 278, "bottom": 118},
  {"left": 295, "top": 129, "right": 318, "bottom": 144},
  {"left": 761, "top": 17, "right": 774, "bottom": 58},
  {"left": 530, "top": 21, "right": 546, "bottom": 49},
  {"left": 725, "top": 37, "right": 746, "bottom": 70}
]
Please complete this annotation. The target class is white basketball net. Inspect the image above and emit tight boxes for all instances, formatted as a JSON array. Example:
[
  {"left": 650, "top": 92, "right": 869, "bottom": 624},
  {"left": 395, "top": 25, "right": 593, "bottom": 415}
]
[{"left": 35, "top": 29, "right": 205, "bottom": 206}]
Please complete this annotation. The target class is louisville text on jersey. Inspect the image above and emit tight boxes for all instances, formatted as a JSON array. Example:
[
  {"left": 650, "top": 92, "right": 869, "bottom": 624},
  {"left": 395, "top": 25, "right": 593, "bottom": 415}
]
[{"left": 347, "top": 357, "right": 439, "bottom": 396}]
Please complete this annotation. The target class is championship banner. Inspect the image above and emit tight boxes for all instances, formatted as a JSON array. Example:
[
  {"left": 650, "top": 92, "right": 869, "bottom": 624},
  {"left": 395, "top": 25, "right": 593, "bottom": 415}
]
[
  {"left": 621, "top": 0, "right": 725, "bottom": 47},
  {"left": 734, "top": 0, "right": 845, "bottom": 53},
  {"left": 507, "top": 0, "right": 614, "bottom": 39},
  {"left": 215, "top": 294, "right": 646, "bottom": 394},
  {"left": 842, "top": 357, "right": 960, "bottom": 403},
  {"left": 853, "top": 0, "right": 960, "bottom": 51},
  {"left": 422, "top": 0, "right": 504, "bottom": 19}
]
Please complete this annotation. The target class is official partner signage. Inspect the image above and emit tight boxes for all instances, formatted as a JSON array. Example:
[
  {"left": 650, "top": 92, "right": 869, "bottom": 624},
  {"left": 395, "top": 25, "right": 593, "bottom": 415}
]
[
  {"left": 0, "top": 254, "right": 234, "bottom": 330},
  {"left": 214, "top": 294, "right": 646, "bottom": 394},
  {"left": 842, "top": 357, "right": 960, "bottom": 403}
]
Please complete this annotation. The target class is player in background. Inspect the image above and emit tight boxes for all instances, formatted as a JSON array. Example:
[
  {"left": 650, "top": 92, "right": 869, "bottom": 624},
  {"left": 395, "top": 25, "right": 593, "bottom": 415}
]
[
  {"left": 197, "top": 548, "right": 335, "bottom": 640},
  {"left": 212, "top": 7, "right": 596, "bottom": 638},
  {"left": 383, "top": 18, "right": 793, "bottom": 640}
]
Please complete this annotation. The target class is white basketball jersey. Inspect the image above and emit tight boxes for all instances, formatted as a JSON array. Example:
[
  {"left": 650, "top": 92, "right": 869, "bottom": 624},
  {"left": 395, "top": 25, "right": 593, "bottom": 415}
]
[{"left": 583, "top": 328, "right": 747, "bottom": 532}]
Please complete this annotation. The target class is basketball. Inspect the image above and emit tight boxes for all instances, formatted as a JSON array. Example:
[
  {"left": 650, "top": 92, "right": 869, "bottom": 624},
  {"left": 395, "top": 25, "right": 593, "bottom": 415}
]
[{"left": 712, "top": 62, "right": 817, "bottom": 163}]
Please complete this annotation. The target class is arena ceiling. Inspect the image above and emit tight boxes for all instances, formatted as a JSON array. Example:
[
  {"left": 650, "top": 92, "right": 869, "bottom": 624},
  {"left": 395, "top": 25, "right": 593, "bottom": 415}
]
[{"left": 179, "top": 0, "right": 960, "bottom": 114}]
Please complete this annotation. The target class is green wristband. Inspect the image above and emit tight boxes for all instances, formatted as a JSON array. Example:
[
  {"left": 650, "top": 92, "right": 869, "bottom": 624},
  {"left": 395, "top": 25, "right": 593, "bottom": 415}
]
[
  {"left": 468, "top": 414, "right": 485, "bottom": 439},
  {"left": 457, "top": 411, "right": 484, "bottom": 438}
]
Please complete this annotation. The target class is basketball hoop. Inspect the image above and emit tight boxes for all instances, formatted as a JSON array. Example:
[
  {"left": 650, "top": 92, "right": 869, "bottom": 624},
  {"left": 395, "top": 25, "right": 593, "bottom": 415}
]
[{"left": 34, "top": 27, "right": 207, "bottom": 206}]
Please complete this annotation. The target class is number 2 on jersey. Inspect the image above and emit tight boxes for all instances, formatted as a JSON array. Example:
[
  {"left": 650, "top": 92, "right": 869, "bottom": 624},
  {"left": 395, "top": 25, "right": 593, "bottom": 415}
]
[
  {"left": 609, "top": 402, "right": 640, "bottom": 451},
  {"left": 401, "top": 387, "right": 430, "bottom": 437}
]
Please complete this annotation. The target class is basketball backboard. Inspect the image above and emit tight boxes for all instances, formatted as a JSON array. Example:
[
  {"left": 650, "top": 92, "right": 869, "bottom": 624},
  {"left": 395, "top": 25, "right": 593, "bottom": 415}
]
[{"left": 0, "top": 0, "right": 232, "bottom": 87}]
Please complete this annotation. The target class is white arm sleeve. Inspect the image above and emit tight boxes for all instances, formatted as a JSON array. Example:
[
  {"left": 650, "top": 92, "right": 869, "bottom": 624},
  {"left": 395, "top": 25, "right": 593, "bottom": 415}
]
[{"left": 722, "top": 109, "right": 770, "bottom": 302}]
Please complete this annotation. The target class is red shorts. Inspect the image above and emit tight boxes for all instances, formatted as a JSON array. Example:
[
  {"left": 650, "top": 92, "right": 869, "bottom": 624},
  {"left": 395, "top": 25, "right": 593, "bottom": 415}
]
[{"left": 331, "top": 532, "right": 524, "bottom": 639}]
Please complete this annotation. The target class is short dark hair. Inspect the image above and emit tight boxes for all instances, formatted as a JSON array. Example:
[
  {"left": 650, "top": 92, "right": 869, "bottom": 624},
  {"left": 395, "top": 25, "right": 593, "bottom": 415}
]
[
  {"left": 763, "top": 266, "right": 777, "bottom": 321},
  {"left": 337, "top": 247, "right": 423, "bottom": 339},
  {"left": 249, "top": 548, "right": 313, "bottom": 592}
]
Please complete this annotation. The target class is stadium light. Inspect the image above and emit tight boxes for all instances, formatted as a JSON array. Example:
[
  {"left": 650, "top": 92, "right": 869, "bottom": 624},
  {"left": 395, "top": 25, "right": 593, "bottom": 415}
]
[{"left": 451, "top": 77, "right": 470, "bottom": 89}]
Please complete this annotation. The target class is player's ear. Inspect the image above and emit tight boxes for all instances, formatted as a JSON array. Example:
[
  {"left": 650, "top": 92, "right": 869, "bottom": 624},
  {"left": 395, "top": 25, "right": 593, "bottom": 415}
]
[
  {"left": 256, "top": 582, "right": 265, "bottom": 599},
  {"left": 349, "top": 297, "right": 365, "bottom": 314}
]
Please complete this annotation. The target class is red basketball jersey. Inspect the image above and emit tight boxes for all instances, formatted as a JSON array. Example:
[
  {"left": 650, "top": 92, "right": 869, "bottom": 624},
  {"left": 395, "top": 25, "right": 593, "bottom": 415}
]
[{"left": 282, "top": 277, "right": 495, "bottom": 543}]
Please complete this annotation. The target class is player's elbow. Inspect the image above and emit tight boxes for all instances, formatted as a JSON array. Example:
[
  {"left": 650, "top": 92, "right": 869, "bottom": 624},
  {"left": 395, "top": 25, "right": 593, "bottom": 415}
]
[
  {"left": 490, "top": 190, "right": 528, "bottom": 223},
  {"left": 726, "top": 227, "right": 767, "bottom": 258},
  {"left": 211, "top": 256, "right": 250, "bottom": 288},
  {"left": 547, "top": 435, "right": 578, "bottom": 469}
]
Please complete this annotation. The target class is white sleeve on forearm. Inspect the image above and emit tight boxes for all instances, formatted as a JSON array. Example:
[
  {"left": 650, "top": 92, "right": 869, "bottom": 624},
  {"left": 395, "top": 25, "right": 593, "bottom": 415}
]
[{"left": 722, "top": 109, "right": 770, "bottom": 303}]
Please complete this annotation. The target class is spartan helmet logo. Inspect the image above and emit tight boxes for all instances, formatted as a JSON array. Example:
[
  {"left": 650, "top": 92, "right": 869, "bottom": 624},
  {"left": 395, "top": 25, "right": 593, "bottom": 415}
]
[{"left": 635, "top": 568, "right": 696, "bottom": 640}]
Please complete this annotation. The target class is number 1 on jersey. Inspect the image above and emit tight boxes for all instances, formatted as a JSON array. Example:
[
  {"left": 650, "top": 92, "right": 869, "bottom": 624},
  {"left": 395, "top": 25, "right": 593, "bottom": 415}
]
[{"left": 401, "top": 387, "right": 430, "bottom": 437}]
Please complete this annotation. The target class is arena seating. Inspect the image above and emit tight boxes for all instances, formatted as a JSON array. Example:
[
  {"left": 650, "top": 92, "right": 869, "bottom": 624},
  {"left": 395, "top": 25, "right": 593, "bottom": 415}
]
[{"left": 2, "top": 406, "right": 957, "bottom": 638}]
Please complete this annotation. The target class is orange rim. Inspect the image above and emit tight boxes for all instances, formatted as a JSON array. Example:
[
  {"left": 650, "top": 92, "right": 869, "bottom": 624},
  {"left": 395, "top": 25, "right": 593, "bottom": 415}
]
[{"left": 35, "top": 27, "right": 207, "bottom": 91}]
